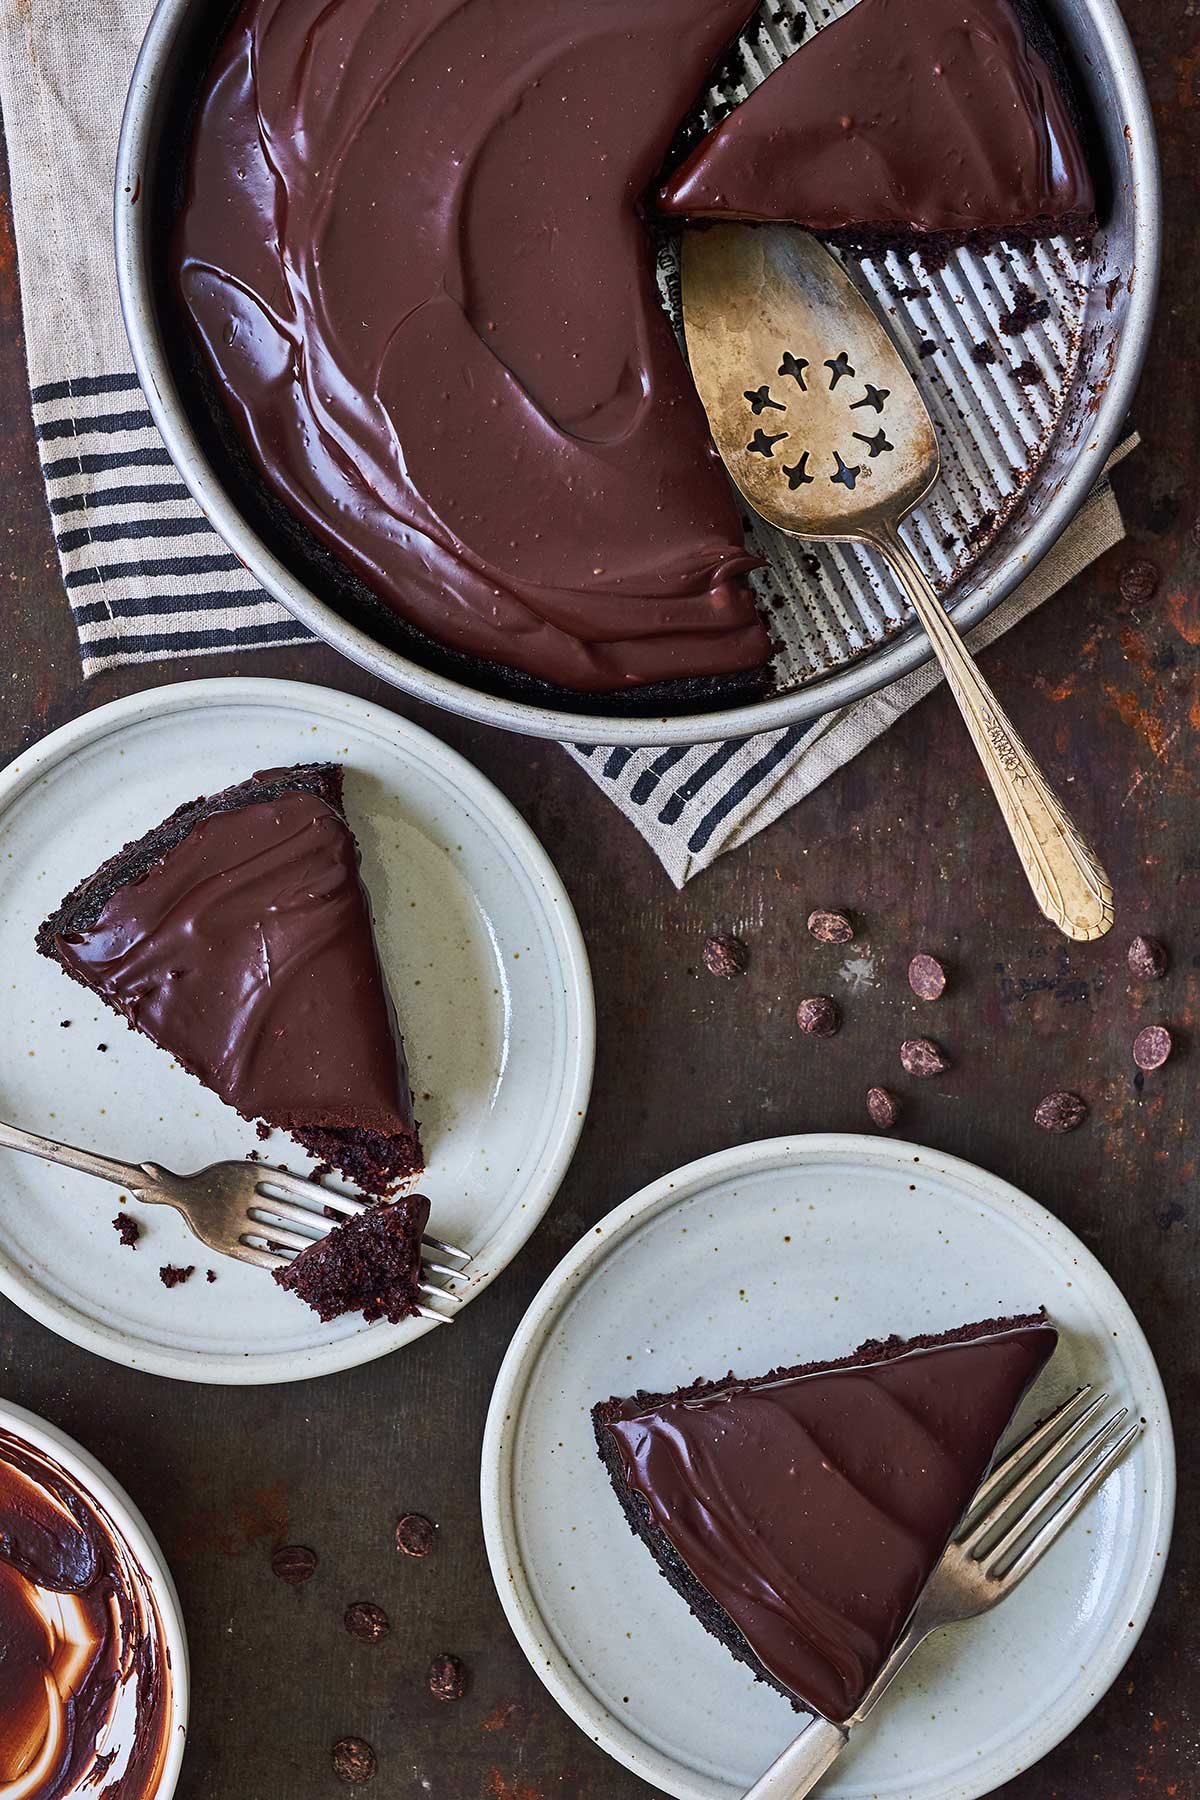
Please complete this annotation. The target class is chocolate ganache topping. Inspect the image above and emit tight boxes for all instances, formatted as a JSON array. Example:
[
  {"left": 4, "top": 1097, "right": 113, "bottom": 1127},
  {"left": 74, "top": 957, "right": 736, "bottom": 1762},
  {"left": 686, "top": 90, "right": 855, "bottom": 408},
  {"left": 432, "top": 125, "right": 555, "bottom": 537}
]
[
  {"left": 604, "top": 1321, "right": 1056, "bottom": 1721},
  {"left": 658, "top": 0, "right": 1094, "bottom": 236},
  {"left": 52, "top": 775, "right": 413, "bottom": 1142},
  {"left": 0, "top": 1430, "right": 172, "bottom": 1800},
  {"left": 173, "top": 0, "right": 772, "bottom": 694}
]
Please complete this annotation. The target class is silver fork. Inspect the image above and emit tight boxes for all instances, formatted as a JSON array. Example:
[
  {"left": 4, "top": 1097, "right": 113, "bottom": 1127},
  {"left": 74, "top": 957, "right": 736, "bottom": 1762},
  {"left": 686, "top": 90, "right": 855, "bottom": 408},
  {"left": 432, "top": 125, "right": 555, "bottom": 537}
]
[
  {"left": 746, "top": 1384, "right": 1140, "bottom": 1799},
  {"left": 0, "top": 1119, "right": 469, "bottom": 1323}
]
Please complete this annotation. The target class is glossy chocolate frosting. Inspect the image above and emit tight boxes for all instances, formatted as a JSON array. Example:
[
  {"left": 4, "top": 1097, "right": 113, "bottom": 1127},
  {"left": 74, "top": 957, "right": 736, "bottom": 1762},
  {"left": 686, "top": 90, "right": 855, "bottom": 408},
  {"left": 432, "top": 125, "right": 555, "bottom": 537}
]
[
  {"left": 605, "top": 1321, "right": 1056, "bottom": 1722},
  {"left": 53, "top": 773, "right": 414, "bottom": 1142},
  {"left": 0, "top": 1430, "right": 172, "bottom": 1800},
  {"left": 172, "top": 0, "right": 771, "bottom": 694},
  {"left": 659, "top": 0, "right": 1094, "bottom": 234}
]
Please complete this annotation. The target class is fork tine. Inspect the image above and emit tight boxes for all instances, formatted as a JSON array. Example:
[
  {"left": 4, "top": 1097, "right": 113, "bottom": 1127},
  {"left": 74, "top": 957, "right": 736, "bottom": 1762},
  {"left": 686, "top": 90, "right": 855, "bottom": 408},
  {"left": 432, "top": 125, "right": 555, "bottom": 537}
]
[
  {"left": 983, "top": 1407, "right": 1130, "bottom": 1569},
  {"left": 252, "top": 1166, "right": 358, "bottom": 1207},
  {"left": 990, "top": 1420, "right": 1141, "bottom": 1588},
  {"left": 417, "top": 1279, "right": 461, "bottom": 1304},
  {"left": 247, "top": 1223, "right": 319, "bottom": 1255},
  {"left": 962, "top": 1386, "right": 1096, "bottom": 1524},
  {"left": 423, "top": 1233, "right": 470, "bottom": 1261},
  {"left": 251, "top": 1193, "right": 337, "bottom": 1233},
  {"left": 958, "top": 1389, "right": 1111, "bottom": 1555}
]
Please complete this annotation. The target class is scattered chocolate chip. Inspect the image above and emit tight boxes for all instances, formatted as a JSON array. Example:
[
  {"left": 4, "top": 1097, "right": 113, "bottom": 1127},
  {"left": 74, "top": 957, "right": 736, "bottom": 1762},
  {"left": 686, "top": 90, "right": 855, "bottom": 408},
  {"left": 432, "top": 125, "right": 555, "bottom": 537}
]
[
  {"left": 1033, "top": 1091, "right": 1088, "bottom": 1133},
  {"left": 702, "top": 932, "right": 749, "bottom": 978},
  {"left": 158, "top": 1263, "right": 194, "bottom": 1288},
  {"left": 112, "top": 1213, "right": 140, "bottom": 1249},
  {"left": 1118, "top": 558, "right": 1160, "bottom": 605},
  {"left": 395, "top": 1512, "right": 436, "bottom": 1558},
  {"left": 428, "top": 1652, "right": 468, "bottom": 1702},
  {"left": 867, "top": 1087, "right": 900, "bottom": 1129},
  {"left": 899, "top": 1037, "right": 950, "bottom": 1077},
  {"left": 271, "top": 1544, "right": 317, "bottom": 1585},
  {"left": 1127, "top": 934, "right": 1168, "bottom": 981},
  {"left": 1133, "top": 1025, "right": 1172, "bottom": 1072},
  {"left": 807, "top": 909, "right": 854, "bottom": 945},
  {"left": 907, "top": 954, "right": 947, "bottom": 1001},
  {"left": 332, "top": 1738, "right": 376, "bottom": 1785},
  {"left": 796, "top": 996, "right": 840, "bottom": 1037},
  {"left": 344, "top": 1601, "right": 390, "bottom": 1644}
]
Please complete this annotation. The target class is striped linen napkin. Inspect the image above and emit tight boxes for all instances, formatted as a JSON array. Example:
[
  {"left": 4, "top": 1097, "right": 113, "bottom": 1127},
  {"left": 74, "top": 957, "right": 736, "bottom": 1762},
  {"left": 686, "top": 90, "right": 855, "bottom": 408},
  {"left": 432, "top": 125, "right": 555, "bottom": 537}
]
[{"left": 0, "top": 0, "right": 1129, "bottom": 885}]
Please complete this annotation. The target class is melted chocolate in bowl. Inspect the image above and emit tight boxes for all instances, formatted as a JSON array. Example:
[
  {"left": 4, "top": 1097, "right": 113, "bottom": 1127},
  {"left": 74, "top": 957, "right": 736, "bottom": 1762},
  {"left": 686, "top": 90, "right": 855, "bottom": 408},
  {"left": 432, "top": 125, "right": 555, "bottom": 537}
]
[{"left": 0, "top": 1431, "right": 173, "bottom": 1800}]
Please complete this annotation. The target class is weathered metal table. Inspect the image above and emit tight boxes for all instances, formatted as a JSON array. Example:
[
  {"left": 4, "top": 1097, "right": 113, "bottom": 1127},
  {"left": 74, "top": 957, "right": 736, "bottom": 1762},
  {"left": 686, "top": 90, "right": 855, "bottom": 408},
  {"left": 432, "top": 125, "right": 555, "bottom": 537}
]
[{"left": 0, "top": 6, "right": 1195, "bottom": 1790}]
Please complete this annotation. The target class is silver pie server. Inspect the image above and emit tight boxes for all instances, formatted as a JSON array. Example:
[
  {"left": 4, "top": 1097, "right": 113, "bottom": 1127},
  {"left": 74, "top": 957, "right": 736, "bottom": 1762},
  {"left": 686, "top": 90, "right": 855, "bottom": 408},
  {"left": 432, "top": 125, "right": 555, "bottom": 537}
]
[{"left": 682, "top": 223, "right": 1114, "bottom": 942}]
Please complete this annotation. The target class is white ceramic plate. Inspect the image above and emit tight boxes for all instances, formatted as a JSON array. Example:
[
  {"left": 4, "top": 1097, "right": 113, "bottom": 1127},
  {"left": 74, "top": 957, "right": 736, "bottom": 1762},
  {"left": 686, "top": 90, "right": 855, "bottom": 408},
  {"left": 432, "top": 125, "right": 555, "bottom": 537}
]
[
  {"left": 482, "top": 1136, "right": 1174, "bottom": 1800},
  {"left": 0, "top": 1398, "right": 190, "bottom": 1797},
  {"left": 0, "top": 678, "right": 593, "bottom": 1383}
]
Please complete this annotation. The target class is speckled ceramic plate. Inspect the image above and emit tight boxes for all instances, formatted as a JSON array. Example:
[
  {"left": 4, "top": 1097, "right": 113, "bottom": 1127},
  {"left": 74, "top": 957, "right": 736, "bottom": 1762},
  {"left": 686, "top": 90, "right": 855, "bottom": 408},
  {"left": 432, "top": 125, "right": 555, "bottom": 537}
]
[
  {"left": 0, "top": 1398, "right": 190, "bottom": 1797},
  {"left": 0, "top": 678, "right": 593, "bottom": 1383},
  {"left": 481, "top": 1136, "right": 1173, "bottom": 1800}
]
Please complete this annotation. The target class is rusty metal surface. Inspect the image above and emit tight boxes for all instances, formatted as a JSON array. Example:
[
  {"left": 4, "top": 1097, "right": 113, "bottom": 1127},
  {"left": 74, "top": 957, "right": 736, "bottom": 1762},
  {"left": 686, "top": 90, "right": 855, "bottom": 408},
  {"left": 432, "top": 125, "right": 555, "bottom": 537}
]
[{"left": 0, "top": 3, "right": 1197, "bottom": 1792}]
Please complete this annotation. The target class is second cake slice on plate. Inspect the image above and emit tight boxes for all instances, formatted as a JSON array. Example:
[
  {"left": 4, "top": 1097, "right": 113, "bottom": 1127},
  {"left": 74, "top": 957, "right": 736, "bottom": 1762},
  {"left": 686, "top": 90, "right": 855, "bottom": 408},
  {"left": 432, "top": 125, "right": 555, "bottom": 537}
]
[{"left": 37, "top": 762, "right": 422, "bottom": 1194}]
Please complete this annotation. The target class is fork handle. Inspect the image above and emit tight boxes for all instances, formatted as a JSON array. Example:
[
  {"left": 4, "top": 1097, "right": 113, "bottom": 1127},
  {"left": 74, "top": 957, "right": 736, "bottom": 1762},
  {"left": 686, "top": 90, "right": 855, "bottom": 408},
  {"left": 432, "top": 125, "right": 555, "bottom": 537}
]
[
  {"left": 869, "top": 519, "right": 1114, "bottom": 942},
  {"left": 0, "top": 1118, "right": 150, "bottom": 1192},
  {"left": 742, "top": 1718, "right": 847, "bottom": 1799}
]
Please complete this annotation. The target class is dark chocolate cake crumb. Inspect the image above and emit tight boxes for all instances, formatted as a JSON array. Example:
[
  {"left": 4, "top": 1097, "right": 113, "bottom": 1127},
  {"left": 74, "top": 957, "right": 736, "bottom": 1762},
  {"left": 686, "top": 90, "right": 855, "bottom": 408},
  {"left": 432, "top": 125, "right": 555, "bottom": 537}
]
[
  {"left": 702, "top": 932, "right": 749, "bottom": 978},
  {"left": 917, "top": 337, "right": 938, "bottom": 358},
  {"left": 332, "top": 1738, "right": 376, "bottom": 1785},
  {"left": 344, "top": 1601, "right": 390, "bottom": 1643},
  {"left": 206, "top": 1269, "right": 217, "bottom": 1282},
  {"left": 428, "top": 1653, "right": 468, "bottom": 1702},
  {"left": 1033, "top": 1091, "right": 1087, "bottom": 1133},
  {"left": 396, "top": 1513, "right": 437, "bottom": 1558},
  {"left": 867, "top": 1087, "right": 900, "bottom": 1129},
  {"left": 899, "top": 1037, "right": 950, "bottom": 1077},
  {"left": 1118, "top": 558, "right": 1160, "bottom": 604},
  {"left": 271, "top": 1544, "right": 317, "bottom": 1585},
  {"left": 59, "top": 1018, "right": 71, "bottom": 1028},
  {"left": 255, "top": 1121, "right": 271, "bottom": 1142},
  {"left": 1127, "top": 935, "right": 1168, "bottom": 980},
  {"left": 807, "top": 909, "right": 854, "bottom": 944},
  {"left": 1012, "top": 359, "right": 1044, "bottom": 386},
  {"left": 1133, "top": 1026, "right": 1172, "bottom": 1072},
  {"left": 971, "top": 341, "right": 997, "bottom": 365},
  {"left": 999, "top": 285, "right": 1050, "bottom": 334},
  {"left": 97, "top": 1043, "right": 107, "bottom": 1052},
  {"left": 112, "top": 1213, "right": 140, "bottom": 1249},
  {"left": 159, "top": 1263, "right": 194, "bottom": 1288},
  {"left": 797, "top": 996, "right": 840, "bottom": 1037},
  {"left": 908, "top": 954, "right": 947, "bottom": 1001}
]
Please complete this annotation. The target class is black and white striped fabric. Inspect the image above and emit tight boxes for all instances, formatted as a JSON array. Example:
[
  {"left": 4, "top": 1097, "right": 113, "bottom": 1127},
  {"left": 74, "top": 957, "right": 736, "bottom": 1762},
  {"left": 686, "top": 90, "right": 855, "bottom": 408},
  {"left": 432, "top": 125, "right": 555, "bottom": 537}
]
[
  {"left": 32, "top": 371, "right": 311, "bottom": 671},
  {"left": 1, "top": 0, "right": 1129, "bottom": 883}
]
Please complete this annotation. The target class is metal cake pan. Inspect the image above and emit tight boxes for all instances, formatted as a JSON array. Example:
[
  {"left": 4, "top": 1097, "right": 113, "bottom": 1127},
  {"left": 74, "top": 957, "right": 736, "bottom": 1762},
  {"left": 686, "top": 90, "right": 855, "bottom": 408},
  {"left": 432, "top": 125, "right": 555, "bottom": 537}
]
[{"left": 114, "top": 0, "right": 1160, "bottom": 748}]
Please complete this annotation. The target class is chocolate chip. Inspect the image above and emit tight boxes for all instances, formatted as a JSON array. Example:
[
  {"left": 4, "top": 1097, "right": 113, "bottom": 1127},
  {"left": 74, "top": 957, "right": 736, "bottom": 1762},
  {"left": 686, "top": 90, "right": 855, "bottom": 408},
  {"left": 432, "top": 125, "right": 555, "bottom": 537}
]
[
  {"left": 1033, "top": 1091, "right": 1088, "bottom": 1133},
  {"left": 1133, "top": 1025, "right": 1172, "bottom": 1071},
  {"left": 344, "top": 1601, "right": 390, "bottom": 1643},
  {"left": 702, "top": 932, "right": 749, "bottom": 978},
  {"left": 112, "top": 1213, "right": 140, "bottom": 1248},
  {"left": 807, "top": 909, "right": 854, "bottom": 945},
  {"left": 867, "top": 1087, "right": 900, "bottom": 1128},
  {"left": 1118, "top": 558, "right": 1160, "bottom": 604},
  {"left": 271, "top": 1544, "right": 317, "bottom": 1585},
  {"left": 332, "top": 1738, "right": 376, "bottom": 1784},
  {"left": 899, "top": 1037, "right": 950, "bottom": 1077},
  {"left": 796, "top": 996, "right": 840, "bottom": 1037},
  {"left": 395, "top": 1512, "right": 436, "bottom": 1558},
  {"left": 428, "top": 1652, "right": 468, "bottom": 1702},
  {"left": 1127, "top": 935, "right": 1168, "bottom": 981},
  {"left": 907, "top": 954, "right": 947, "bottom": 1001}
]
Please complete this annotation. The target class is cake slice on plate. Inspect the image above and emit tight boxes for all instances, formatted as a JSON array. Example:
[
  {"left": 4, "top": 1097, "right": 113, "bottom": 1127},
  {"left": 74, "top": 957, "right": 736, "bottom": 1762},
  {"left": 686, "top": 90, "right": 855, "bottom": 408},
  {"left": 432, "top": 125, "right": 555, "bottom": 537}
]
[
  {"left": 593, "top": 1312, "right": 1057, "bottom": 1722},
  {"left": 37, "top": 763, "right": 422, "bottom": 1195},
  {"left": 658, "top": 0, "right": 1095, "bottom": 255}
]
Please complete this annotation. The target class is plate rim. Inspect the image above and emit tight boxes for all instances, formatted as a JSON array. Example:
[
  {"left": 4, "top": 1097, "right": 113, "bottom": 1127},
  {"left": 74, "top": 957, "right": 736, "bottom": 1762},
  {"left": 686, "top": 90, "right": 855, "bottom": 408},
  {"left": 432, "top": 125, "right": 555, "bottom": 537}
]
[
  {"left": 480, "top": 1132, "right": 1176, "bottom": 1800},
  {"left": 0, "top": 676, "right": 595, "bottom": 1384},
  {"left": 0, "top": 1397, "right": 191, "bottom": 1800}
]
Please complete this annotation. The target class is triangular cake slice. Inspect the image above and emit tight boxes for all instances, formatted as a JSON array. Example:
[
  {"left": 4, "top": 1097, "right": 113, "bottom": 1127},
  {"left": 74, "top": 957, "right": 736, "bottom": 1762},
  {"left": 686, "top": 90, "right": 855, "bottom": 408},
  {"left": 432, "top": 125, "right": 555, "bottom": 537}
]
[
  {"left": 658, "top": 0, "right": 1094, "bottom": 253},
  {"left": 37, "top": 763, "right": 422, "bottom": 1195},
  {"left": 594, "top": 1313, "right": 1057, "bottom": 1722}
]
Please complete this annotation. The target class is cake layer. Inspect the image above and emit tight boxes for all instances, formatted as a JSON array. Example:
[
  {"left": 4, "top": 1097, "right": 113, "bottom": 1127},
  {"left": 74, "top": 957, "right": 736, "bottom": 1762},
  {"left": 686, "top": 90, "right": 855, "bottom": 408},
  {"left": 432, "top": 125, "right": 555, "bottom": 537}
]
[
  {"left": 596, "top": 1314, "right": 1057, "bottom": 1722},
  {"left": 274, "top": 1193, "right": 431, "bottom": 1324},
  {"left": 172, "top": 0, "right": 772, "bottom": 696},
  {"left": 38, "top": 764, "right": 421, "bottom": 1194},
  {"left": 659, "top": 0, "right": 1094, "bottom": 243}
]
